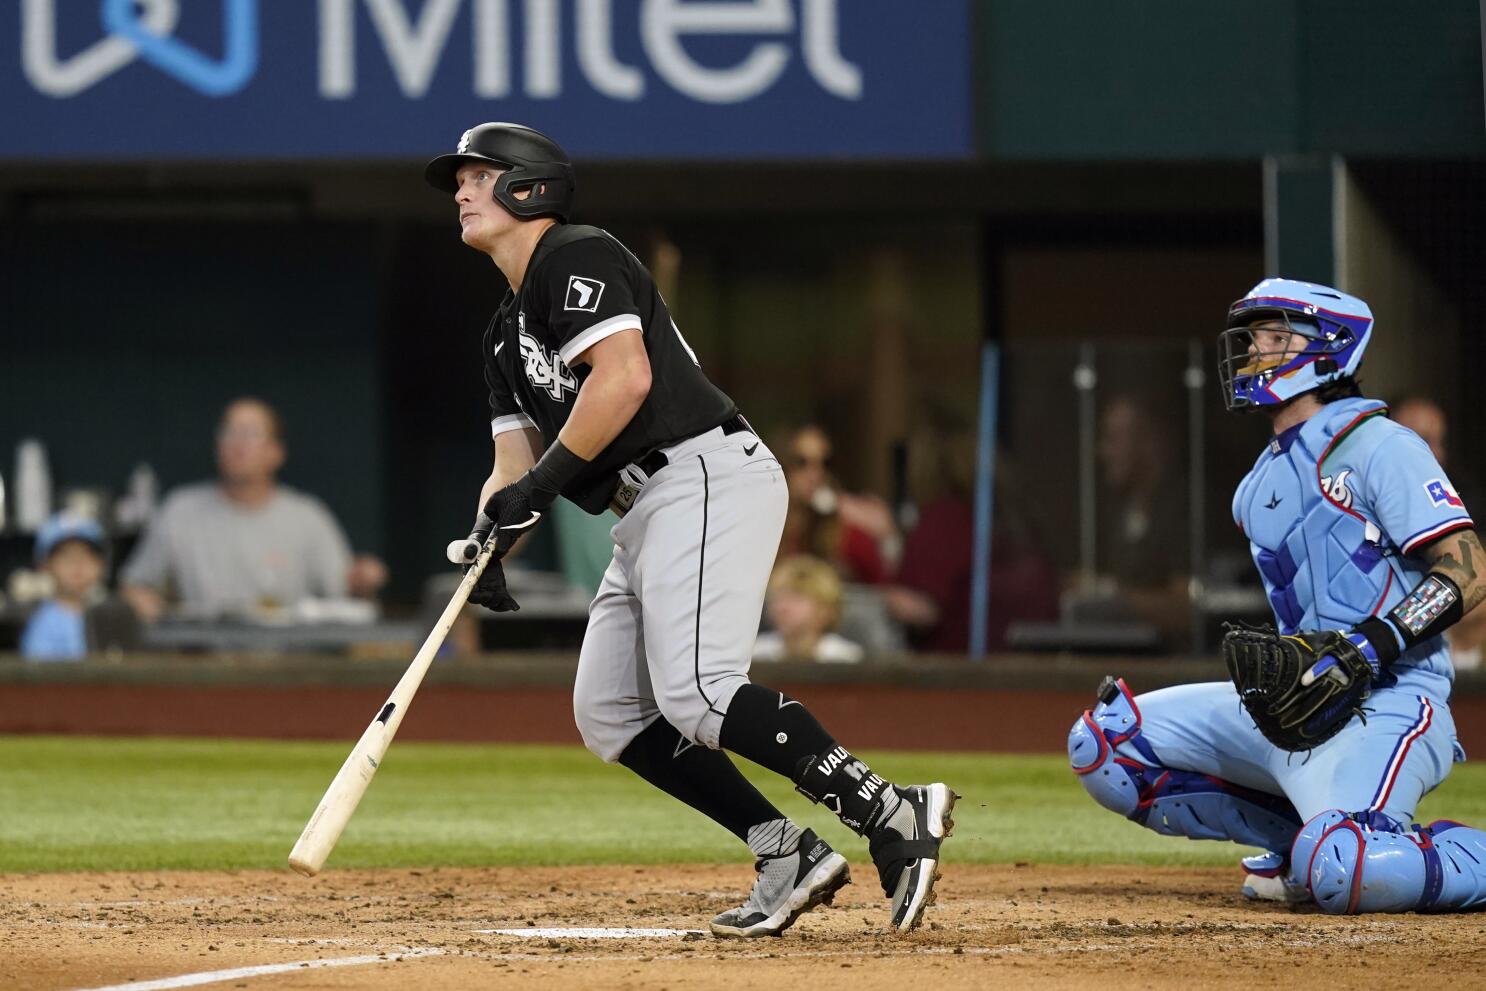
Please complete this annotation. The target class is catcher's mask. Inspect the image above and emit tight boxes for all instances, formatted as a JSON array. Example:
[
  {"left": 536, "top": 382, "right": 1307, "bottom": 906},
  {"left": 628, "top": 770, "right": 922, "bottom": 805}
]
[{"left": 1217, "top": 278, "right": 1373, "bottom": 412}]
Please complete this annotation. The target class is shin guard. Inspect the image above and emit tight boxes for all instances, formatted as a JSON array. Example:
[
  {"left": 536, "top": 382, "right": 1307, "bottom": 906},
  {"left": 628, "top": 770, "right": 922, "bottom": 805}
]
[
  {"left": 1069, "top": 677, "right": 1301, "bottom": 850},
  {"left": 1292, "top": 810, "right": 1486, "bottom": 914}
]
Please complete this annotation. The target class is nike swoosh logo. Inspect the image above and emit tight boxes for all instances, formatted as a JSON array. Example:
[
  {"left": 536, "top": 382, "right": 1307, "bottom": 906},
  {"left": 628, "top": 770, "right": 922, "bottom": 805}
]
[
  {"left": 778, "top": 692, "right": 801, "bottom": 710},
  {"left": 744, "top": 442, "right": 759, "bottom": 457},
  {"left": 494, "top": 341, "right": 505, "bottom": 358},
  {"left": 498, "top": 511, "right": 543, "bottom": 532}
]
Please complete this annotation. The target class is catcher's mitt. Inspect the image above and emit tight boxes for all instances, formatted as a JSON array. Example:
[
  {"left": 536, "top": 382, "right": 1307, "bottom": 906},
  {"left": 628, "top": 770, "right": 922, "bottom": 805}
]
[{"left": 1221, "top": 623, "right": 1375, "bottom": 752}]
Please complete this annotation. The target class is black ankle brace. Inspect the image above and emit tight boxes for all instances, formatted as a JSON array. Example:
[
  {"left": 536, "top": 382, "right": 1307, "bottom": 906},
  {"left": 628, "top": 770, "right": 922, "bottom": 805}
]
[{"left": 720, "top": 683, "right": 893, "bottom": 834}]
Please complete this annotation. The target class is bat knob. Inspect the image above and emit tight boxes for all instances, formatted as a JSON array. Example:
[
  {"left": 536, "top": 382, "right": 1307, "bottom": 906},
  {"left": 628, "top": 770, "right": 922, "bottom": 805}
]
[{"left": 445, "top": 539, "right": 480, "bottom": 565}]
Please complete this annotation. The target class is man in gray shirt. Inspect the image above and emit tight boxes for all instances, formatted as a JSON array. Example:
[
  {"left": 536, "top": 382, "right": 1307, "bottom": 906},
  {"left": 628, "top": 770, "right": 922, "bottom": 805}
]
[{"left": 122, "top": 398, "right": 384, "bottom": 621}]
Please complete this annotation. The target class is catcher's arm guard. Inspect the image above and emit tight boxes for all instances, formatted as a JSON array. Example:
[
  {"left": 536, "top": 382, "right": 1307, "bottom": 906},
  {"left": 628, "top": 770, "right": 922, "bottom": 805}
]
[{"left": 1221, "top": 624, "right": 1376, "bottom": 752}]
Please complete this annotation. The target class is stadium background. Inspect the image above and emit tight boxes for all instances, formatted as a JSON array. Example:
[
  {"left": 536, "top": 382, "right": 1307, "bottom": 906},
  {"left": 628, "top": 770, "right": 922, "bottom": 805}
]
[{"left": 3, "top": 3, "right": 1486, "bottom": 990}]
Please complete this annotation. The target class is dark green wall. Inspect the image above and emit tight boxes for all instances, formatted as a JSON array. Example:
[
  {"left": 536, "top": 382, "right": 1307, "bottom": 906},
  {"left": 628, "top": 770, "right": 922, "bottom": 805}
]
[
  {"left": 0, "top": 221, "right": 386, "bottom": 554},
  {"left": 978, "top": 0, "right": 1485, "bottom": 159}
]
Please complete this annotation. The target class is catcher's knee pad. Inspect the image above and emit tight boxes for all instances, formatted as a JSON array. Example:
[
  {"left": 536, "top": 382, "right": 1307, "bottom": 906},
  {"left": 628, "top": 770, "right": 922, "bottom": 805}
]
[
  {"left": 1292, "top": 810, "right": 1486, "bottom": 914},
  {"left": 1069, "top": 677, "right": 1301, "bottom": 850}
]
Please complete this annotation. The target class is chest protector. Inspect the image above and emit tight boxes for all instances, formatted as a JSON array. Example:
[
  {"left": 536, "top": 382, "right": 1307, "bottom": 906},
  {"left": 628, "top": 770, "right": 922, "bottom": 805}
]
[{"left": 1234, "top": 399, "right": 1408, "bottom": 637}]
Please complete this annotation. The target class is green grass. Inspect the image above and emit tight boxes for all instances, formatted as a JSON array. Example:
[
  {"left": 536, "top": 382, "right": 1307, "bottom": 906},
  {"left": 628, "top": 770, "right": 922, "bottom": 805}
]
[{"left": 4, "top": 736, "right": 1486, "bottom": 873}]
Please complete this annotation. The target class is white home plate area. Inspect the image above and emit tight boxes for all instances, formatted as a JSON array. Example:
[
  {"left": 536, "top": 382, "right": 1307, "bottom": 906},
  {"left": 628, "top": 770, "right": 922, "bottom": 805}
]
[
  {"left": 477, "top": 926, "right": 705, "bottom": 939},
  {"left": 66, "top": 949, "right": 445, "bottom": 991},
  {"left": 63, "top": 928, "right": 706, "bottom": 990}
]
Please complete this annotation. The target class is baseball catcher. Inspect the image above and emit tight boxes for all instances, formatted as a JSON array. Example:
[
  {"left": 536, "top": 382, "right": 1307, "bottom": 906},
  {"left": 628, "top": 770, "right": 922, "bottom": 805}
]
[{"left": 1068, "top": 279, "right": 1486, "bottom": 913}]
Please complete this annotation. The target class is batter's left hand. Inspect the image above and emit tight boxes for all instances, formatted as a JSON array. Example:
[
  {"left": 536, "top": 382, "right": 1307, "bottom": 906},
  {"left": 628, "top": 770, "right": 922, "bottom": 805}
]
[{"left": 482, "top": 473, "right": 549, "bottom": 558}]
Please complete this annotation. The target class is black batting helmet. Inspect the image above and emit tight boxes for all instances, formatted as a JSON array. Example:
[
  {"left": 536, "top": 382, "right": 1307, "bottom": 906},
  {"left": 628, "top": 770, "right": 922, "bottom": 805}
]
[{"left": 425, "top": 122, "right": 575, "bottom": 222}]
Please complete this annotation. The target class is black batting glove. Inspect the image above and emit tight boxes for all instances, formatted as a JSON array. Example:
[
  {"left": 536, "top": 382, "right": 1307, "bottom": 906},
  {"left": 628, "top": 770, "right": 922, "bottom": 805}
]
[
  {"left": 469, "top": 556, "right": 520, "bottom": 613},
  {"left": 443, "top": 515, "right": 519, "bottom": 612},
  {"left": 481, "top": 473, "right": 547, "bottom": 559},
  {"left": 445, "top": 511, "right": 496, "bottom": 568},
  {"left": 481, "top": 440, "right": 590, "bottom": 558}
]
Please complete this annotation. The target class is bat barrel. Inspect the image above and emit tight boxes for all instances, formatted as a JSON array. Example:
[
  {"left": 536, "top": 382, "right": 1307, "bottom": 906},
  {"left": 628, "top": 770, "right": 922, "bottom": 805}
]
[{"left": 285, "top": 539, "right": 496, "bottom": 876}]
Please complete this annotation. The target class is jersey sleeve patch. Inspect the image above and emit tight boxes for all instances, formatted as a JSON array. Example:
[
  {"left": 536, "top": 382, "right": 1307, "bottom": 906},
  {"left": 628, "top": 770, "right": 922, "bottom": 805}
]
[
  {"left": 564, "top": 275, "right": 606, "bottom": 313},
  {"left": 557, "top": 313, "right": 643, "bottom": 367},
  {"left": 539, "top": 235, "right": 642, "bottom": 365},
  {"left": 1424, "top": 478, "right": 1465, "bottom": 509},
  {"left": 1353, "top": 424, "right": 1474, "bottom": 557}
]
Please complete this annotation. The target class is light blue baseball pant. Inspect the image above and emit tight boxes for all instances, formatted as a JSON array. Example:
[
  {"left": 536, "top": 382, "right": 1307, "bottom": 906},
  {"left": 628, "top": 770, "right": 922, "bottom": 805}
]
[
  {"left": 1070, "top": 674, "right": 1485, "bottom": 913},
  {"left": 1136, "top": 679, "right": 1458, "bottom": 826}
]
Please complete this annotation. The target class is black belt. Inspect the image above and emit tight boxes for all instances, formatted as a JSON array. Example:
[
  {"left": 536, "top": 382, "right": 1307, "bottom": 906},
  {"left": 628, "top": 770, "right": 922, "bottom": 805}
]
[
  {"left": 611, "top": 413, "right": 753, "bottom": 516},
  {"left": 632, "top": 413, "right": 752, "bottom": 478}
]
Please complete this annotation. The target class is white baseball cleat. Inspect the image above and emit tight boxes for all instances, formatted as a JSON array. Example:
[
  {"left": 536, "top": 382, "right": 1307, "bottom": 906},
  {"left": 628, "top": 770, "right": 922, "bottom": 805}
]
[
  {"left": 709, "top": 829, "right": 851, "bottom": 938},
  {"left": 869, "top": 783, "right": 958, "bottom": 931},
  {"left": 1240, "top": 851, "right": 1310, "bottom": 903}
]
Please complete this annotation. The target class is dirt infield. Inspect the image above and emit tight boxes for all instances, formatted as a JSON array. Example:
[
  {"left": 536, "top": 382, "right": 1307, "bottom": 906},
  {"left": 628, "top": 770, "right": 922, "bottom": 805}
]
[{"left": 6, "top": 864, "right": 1485, "bottom": 991}]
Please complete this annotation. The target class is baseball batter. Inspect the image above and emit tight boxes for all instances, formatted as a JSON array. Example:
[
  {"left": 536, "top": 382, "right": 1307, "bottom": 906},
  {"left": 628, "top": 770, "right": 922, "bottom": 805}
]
[
  {"left": 1069, "top": 279, "right": 1486, "bottom": 913},
  {"left": 426, "top": 123, "right": 955, "bottom": 936}
]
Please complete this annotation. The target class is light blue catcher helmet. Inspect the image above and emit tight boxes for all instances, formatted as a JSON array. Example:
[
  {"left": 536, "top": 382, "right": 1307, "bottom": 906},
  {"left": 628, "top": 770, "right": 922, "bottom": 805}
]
[{"left": 1218, "top": 278, "right": 1374, "bottom": 411}]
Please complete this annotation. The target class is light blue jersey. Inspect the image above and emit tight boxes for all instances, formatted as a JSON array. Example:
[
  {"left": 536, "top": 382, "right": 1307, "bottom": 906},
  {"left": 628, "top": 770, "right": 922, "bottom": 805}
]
[
  {"left": 1072, "top": 283, "right": 1486, "bottom": 914},
  {"left": 1072, "top": 397, "right": 1476, "bottom": 912},
  {"left": 20, "top": 600, "right": 87, "bottom": 661},
  {"left": 1232, "top": 397, "right": 1472, "bottom": 696}
]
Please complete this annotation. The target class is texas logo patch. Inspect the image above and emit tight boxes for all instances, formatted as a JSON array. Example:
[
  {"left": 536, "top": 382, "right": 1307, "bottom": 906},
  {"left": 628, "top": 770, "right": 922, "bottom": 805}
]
[
  {"left": 565, "top": 275, "right": 605, "bottom": 313},
  {"left": 1424, "top": 478, "right": 1464, "bottom": 509}
]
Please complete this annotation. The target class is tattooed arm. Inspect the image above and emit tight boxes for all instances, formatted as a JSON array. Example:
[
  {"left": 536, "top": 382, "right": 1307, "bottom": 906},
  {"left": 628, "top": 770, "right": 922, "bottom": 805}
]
[
  {"left": 1417, "top": 527, "right": 1486, "bottom": 617},
  {"left": 1347, "top": 527, "right": 1482, "bottom": 667}
]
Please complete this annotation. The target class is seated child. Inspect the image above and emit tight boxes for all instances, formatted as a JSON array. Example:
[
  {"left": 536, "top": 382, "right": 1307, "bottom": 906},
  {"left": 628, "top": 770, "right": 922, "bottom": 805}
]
[
  {"left": 21, "top": 514, "right": 108, "bottom": 661},
  {"left": 753, "top": 555, "right": 865, "bottom": 664}
]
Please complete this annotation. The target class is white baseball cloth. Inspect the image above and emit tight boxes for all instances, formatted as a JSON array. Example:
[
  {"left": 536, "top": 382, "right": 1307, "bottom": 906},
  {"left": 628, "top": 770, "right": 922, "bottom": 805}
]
[{"left": 573, "top": 425, "right": 786, "bottom": 762}]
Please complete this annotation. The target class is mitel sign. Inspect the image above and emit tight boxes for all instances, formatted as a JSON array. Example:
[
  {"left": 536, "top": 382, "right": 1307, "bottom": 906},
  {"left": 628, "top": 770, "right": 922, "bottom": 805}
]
[{"left": 8, "top": 0, "right": 970, "bottom": 158}]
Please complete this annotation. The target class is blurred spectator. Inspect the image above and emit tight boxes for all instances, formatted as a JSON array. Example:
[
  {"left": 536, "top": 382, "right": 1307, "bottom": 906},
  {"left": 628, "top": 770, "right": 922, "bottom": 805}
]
[
  {"left": 778, "top": 424, "right": 897, "bottom": 584},
  {"left": 881, "top": 405, "right": 1059, "bottom": 652},
  {"left": 1393, "top": 396, "right": 1448, "bottom": 465},
  {"left": 1068, "top": 393, "right": 1191, "bottom": 647},
  {"left": 21, "top": 514, "right": 106, "bottom": 660},
  {"left": 753, "top": 555, "right": 864, "bottom": 663},
  {"left": 121, "top": 398, "right": 387, "bottom": 622},
  {"left": 1393, "top": 396, "right": 1484, "bottom": 669}
]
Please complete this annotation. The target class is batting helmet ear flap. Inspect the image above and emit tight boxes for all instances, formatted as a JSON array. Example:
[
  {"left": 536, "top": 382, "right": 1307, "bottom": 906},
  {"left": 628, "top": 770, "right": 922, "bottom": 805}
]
[
  {"left": 425, "top": 122, "right": 576, "bottom": 222},
  {"left": 493, "top": 168, "right": 574, "bottom": 221}
]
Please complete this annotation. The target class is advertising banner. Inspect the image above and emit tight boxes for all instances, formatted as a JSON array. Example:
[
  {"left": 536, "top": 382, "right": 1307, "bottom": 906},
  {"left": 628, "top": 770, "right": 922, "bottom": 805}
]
[{"left": 7, "top": 0, "right": 971, "bottom": 159}]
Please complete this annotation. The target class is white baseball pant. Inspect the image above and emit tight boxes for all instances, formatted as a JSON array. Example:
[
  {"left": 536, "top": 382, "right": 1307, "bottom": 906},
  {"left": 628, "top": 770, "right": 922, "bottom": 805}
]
[{"left": 573, "top": 425, "right": 786, "bottom": 762}]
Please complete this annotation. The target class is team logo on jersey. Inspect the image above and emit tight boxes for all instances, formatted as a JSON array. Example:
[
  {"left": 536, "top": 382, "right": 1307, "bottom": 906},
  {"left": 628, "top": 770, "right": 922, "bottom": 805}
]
[
  {"left": 518, "top": 328, "right": 578, "bottom": 402},
  {"left": 564, "top": 275, "right": 605, "bottom": 313},
  {"left": 1321, "top": 469, "right": 1355, "bottom": 509},
  {"left": 1425, "top": 478, "right": 1464, "bottom": 509}
]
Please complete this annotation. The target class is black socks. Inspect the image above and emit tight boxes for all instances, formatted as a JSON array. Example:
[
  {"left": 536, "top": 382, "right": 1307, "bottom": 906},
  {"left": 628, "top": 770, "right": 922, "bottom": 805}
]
[
  {"left": 617, "top": 716, "right": 784, "bottom": 843},
  {"left": 720, "top": 683, "right": 896, "bottom": 834}
]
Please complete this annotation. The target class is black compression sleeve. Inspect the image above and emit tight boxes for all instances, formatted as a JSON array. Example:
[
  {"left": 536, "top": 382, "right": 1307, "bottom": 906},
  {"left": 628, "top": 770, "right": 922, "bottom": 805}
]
[
  {"left": 617, "top": 718, "right": 784, "bottom": 843},
  {"left": 526, "top": 439, "right": 588, "bottom": 510},
  {"left": 1381, "top": 573, "right": 1465, "bottom": 653}
]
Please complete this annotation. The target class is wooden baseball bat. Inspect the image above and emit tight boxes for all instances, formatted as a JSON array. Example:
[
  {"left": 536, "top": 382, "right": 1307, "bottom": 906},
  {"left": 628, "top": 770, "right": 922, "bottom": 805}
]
[{"left": 287, "top": 538, "right": 498, "bottom": 877}]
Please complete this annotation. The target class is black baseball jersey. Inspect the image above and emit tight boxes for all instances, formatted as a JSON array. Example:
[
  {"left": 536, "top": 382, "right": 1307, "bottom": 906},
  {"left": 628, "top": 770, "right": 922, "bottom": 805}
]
[{"left": 482, "top": 224, "right": 736, "bottom": 514}]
